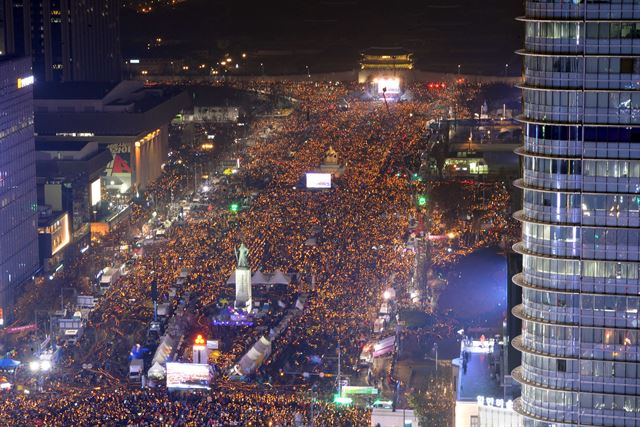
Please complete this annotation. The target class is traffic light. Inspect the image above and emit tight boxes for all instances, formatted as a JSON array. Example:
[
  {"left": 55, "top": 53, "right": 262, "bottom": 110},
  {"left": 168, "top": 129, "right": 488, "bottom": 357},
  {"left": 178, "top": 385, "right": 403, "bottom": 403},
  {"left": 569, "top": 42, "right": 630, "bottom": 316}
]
[
  {"left": 229, "top": 203, "right": 239, "bottom": 213},
  {"left": 417, "top": 194, "right": 428, "bottom": 207}
]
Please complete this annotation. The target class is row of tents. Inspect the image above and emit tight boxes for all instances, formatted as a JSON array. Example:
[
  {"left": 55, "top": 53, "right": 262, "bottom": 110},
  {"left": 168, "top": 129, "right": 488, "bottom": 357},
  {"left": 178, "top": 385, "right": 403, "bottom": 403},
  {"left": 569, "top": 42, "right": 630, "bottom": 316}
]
[{"left": 226, "top": 270, "right": 292, "bottom": 286}]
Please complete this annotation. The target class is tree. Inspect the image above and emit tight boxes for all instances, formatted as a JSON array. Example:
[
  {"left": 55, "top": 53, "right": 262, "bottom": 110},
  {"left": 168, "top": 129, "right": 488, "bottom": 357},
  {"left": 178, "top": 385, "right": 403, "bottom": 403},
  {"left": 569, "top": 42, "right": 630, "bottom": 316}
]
[{"left": 407, "top": 370, "right": 454, "bottom": 427}]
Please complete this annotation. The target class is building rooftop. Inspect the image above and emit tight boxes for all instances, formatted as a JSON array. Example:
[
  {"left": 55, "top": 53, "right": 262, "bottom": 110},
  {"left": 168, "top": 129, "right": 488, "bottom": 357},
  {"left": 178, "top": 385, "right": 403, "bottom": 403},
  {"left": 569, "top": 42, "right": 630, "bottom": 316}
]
[
  {"left": 35, "top": 140, "right": 93, "bottom": 152},
  {"left": 34, "top": 82, "right": 117, "bottom": 100},
  {"left": 33, "top": 81, "right": 190, "bottom": 137},
  {"left": 191, "top": 86, "right": 243, "bottom": 107},
  {"left": 37, "top": 209, "right": 67, "bottom": 228},
  {"left": 455, "top": 340, "right": 503, "bottom": 402},
  {"left": 362, "top": 47, "right": 412, "bottom": 56}
]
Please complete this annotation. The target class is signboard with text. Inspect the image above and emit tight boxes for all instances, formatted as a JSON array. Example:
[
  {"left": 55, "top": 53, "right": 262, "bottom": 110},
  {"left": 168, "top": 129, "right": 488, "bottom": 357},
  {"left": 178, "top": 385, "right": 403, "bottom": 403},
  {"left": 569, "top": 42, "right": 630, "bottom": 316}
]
[{"left": 5, "top": 324, "right": 37, "bottom": 334}]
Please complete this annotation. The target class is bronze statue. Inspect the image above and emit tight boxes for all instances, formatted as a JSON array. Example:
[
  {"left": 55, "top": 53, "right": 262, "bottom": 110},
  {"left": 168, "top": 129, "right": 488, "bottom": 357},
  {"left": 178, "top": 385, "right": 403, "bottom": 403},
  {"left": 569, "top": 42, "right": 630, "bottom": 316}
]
[{"left": 235, "top": 243, "right": 249, "bottom": 269}]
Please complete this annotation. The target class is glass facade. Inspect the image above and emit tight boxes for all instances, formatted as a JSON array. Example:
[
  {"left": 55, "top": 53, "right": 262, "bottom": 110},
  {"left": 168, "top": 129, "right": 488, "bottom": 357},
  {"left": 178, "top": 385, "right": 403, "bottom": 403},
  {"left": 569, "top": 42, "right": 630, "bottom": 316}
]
[
  {"left": 0, "top": 57, "right": 39, "bottom": 324},
  {"left": 515, "top": 1, "right": 640, "bottom": 426}
]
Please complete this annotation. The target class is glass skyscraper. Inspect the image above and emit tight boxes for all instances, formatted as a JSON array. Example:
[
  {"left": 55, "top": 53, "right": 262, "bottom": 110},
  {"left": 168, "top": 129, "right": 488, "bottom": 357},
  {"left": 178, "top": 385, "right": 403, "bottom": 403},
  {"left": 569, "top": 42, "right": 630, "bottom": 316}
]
[
  {"left": 513, "top": 1, "right": 640, "bottom": 426},
  {"left": 0, "top": 56, "right": 39, "bottom": 324}
]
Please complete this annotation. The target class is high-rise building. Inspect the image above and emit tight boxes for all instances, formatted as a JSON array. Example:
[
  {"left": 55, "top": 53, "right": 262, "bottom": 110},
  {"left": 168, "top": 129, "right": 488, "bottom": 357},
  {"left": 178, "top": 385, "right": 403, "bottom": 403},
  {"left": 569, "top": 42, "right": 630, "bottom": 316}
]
[
  {"left": 513, "top": 2, "right": 640, "bottom": 426},
  {"left": 1, "top": 0, "right": 121, "bottom": 82},
  {"left": 0, "top": 0, "right": 31, "bottom": 57},
  {"left": 35, "top": 0, "right": 122, "bottom": 82},
  {"left": 0, "top": 56, "right": 39, "bottom": 325},
  {"left": 0, "top": 1, "right": 8, "bottom": 55}
]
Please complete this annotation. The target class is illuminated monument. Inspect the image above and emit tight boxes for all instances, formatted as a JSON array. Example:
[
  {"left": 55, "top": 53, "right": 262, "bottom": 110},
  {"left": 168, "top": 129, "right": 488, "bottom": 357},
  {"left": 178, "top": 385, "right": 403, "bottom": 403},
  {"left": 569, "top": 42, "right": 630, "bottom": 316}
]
[
  {"left": 319, "top": 146, "right": 345, "bottom": 177},
  {"left": 358, "top": 47, "right": 414, "bottom": 86},
  {"left": 234, "top": 243, "right": 252, "bottom": 313},
  {"left": 358, "top": 47, "right": 413, "bottom": 100}
]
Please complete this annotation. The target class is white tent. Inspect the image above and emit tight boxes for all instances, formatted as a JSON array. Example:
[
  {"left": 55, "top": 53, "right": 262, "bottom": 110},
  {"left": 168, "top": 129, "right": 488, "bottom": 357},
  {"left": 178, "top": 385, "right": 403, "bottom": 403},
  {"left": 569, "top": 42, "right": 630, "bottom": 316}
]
[
  {"left": 151, "top": 335, "right": 175, "bottom": 366},
  {"left": 147, "top": 361, "right": 166, "bottom": 379},
  {"left": 252, "top": 270, "right": 271, "bottom": 285},
  {"left": 236, "top": 336, "right": 272, "bottom": 375},
  {"left": 269, "top": 271, "right": 291, "bottom": 285}
]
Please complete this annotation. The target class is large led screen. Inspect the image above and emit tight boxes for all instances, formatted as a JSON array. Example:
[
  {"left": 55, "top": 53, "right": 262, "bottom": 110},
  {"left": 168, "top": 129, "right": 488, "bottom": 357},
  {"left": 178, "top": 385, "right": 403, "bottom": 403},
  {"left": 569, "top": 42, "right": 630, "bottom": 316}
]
[
  {"left": 90, "top": 179, "right": 101, "bottom": 206},
  {"left": 305, "top": 173, "right": 332, "bottom": 189},
  {"left": 166, "top": 362, "right": 211, "bottom": 390},
  {"left": 375, "top": 78, "right": 400, "bottom": 94}
]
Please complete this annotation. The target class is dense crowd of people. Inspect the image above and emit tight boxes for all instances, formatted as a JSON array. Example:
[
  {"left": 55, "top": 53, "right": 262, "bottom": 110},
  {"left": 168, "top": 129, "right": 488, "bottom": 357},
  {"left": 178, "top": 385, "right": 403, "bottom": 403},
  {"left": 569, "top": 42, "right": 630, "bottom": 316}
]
[
  {"left": 0, "top": 385, "right": 369, "bottom": 426},
  {"left": 0, "top": 80, "right": 516, "bottom": 425}
]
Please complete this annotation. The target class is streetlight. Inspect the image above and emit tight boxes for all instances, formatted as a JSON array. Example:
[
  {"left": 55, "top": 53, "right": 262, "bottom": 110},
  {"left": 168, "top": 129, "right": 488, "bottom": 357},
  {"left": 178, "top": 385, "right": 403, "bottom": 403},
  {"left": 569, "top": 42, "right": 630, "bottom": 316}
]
[
  {"left": 305, "top": 65, "right": 310, "bottom": 78},
  {"left": 260, "top": 62, "right": 265, "bottom": 75},
  {"left": 457, "top": 64, "right": 461, "bottom": 76},
  {"left": 504, "top": 63, "right": 509, "bottom": 76}
]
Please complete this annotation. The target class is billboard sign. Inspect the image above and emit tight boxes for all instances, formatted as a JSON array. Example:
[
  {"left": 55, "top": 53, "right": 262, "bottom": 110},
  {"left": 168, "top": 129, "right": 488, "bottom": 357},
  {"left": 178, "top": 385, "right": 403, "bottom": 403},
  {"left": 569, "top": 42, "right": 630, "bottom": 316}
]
[
  {"left": 342, "top": 386, "right": 379, "bottom": 396},
  {"left": 305, "top": 173, "right": 332, "bottom": 189},
  {"left": 166, "top": 362, "right": 211, "bottom": 390},
  {"left": 90, "top": 179, "right": 101, "bottom": 206},
  {"left": 6, "top": 324, "right": 37, "bottom": 334},
  {"left": 105, "top": 143, "right": 132, "bottom": 193}
]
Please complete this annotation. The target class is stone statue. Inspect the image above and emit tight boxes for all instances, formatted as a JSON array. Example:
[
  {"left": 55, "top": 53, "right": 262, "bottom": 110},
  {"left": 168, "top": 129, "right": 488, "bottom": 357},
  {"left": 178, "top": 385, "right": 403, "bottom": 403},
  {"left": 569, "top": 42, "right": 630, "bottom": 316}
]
[
  {"left": 235, "top": 243, "right": 249, "bottom": 269},
  {"left": 325, "top": 146, "right": 338, "bottom": 165}
]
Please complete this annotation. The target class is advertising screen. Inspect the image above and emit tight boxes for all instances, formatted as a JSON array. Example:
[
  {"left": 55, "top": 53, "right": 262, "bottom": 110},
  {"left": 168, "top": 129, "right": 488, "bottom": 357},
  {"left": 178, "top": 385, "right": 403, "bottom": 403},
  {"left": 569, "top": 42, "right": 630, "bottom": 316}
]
[
  {"left": 106, "top": 143, "right": 132, "bottom": 193},
  {"left": 305, "top": 173, "right": 332, "bottom": 189},
  {"left": 90, "top": 179, "right": 101, "bottom": 206},
  {"left": 166, "top": 362, "right": 211, "bottom": 390},
  {"left": 375, "top": 78, "right": 400, "bottom": 94},
  {"left": 51, "top": 213, "right": 71, "bottom": 255}
]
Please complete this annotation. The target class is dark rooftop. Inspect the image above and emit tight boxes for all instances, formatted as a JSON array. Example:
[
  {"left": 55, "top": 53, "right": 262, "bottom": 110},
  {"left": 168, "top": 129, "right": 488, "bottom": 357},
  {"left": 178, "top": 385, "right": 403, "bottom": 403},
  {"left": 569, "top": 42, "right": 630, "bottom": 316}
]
[
  {"left": 34, "top": 82, "right": 117, "bottom": 100},
  {"left": 362, "top": 47, "right": 412, "bottom": 56},
  {"left": 456, "top": 350, "right": 503, "bottom": 402},
  {"left": 35, "top": 140, "right": 93, "bottom": 152},
  {"left": 190, "top": 86, "right": 263, "bottom": 108}
]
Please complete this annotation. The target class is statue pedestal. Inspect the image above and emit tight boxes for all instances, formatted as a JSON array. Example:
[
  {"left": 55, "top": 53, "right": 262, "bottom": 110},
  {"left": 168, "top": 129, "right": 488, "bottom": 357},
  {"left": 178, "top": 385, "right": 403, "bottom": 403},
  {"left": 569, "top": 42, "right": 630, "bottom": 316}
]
[
  {"left": 234, "top": 266, "right": 252, "bottom": 313},
  {"left": 320, "top": 146, "right": 345, "bottom": 177},
  {"left": 319, "top": 163, "right": 345, "bottom": 177}
]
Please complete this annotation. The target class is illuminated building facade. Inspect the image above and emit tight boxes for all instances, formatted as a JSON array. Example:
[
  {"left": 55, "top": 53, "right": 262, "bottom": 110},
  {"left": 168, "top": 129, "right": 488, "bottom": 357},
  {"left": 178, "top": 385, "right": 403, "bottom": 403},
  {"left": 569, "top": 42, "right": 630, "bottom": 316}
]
[
  {"left": 33, "top": 81, "right": 188, "bottom": 193},
  {"left": 513, "top": 2, "right": 640, "bottom": 426},
  {"left": 37, "top": 208, "right": 69, "bottom": 272},
  {"left": 35, "top": 140, "right": 111, "bottom": 262},
  {"left": 0, "top": 56, "right": 39, "bottom": 323},
  {"left": 358, "top": 47, "right": 414, "bottom": 86},
  {"left": 360, "top": 47, "right": 414, "bottom": 71}
]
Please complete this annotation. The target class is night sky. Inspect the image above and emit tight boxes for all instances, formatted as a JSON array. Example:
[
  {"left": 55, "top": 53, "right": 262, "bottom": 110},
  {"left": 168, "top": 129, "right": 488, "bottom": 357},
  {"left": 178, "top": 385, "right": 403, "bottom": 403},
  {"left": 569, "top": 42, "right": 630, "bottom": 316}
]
[{"left": 122, "top": 0, "right": 523, "bottom": 74}]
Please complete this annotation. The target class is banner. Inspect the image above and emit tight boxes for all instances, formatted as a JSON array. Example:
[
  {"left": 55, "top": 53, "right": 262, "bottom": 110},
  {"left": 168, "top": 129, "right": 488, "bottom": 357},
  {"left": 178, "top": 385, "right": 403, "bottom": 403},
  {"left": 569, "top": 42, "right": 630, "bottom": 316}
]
[{"left": 6, "top": 324, "right": 37, "bottom": 334}]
